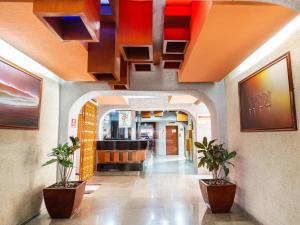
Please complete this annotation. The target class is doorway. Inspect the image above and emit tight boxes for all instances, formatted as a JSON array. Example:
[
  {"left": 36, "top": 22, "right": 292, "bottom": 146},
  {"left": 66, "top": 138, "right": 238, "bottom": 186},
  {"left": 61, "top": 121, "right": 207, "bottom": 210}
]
[{"left": 166, "top": 125, "right": 178, "bottom": 155}]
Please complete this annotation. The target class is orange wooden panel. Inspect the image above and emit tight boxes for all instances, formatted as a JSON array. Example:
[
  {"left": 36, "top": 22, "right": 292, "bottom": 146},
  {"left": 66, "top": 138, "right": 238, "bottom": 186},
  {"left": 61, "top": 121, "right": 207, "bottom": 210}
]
[
  {"left": 154, "top": 111, "right": 163, "bottom": 117},
  {"left": 179, "top": 2, "right": 296, "bottom": 82},
  {"left": 131, "top": 152, "right": 137, "bottom": 162},
  {"left": 141, "top": 111, "right": 151, "bottom": 118},
  {"left": 113, "top": 152, "right": 119, "bottom": 163},
  {"left": 104, "top": 152, "right": 110, "bottom": 163},
  {"left": 99, "top": 152, "right": 106, "bottom": 163},
  {"left": 78, "top": 101, "right": 97, "bottom": 181},
  {"left": 122, "top": 152, "right": 128, "bottom": 162},
  {"left": 136, "top": 151, "right": 146, "bottom": 161}
]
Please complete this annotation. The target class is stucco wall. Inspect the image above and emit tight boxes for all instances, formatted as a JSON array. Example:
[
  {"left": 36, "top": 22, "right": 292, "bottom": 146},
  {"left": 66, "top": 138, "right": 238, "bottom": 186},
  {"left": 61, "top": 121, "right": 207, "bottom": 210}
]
[
  {"left": 0, "top": 76, "right": 59, "bottom": 225},
  {"left": 225, "top": 22, "right": 300, "bottom": 225},
  {"left": 60, "top": 80, "right": 227, "bottom": 146}
]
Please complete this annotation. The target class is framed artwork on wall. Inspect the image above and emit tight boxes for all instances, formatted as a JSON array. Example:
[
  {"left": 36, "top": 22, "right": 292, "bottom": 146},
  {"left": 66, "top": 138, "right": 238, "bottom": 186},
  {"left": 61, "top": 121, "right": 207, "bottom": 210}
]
[
  {"left": 0, "top": 57, "right": 43, "bottom": 129},
  {"left": 119, "top": 111, "right": 132, "bottom": 128},
  {"left": 238, "top": 52, "right": 297, "bottom": 132}
]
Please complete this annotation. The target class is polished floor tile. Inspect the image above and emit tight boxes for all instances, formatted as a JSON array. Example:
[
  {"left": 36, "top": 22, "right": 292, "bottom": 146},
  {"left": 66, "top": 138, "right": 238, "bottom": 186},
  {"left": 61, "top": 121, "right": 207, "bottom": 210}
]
[{"left": 27, "top": 156, "right": 259, "bottom": 225}]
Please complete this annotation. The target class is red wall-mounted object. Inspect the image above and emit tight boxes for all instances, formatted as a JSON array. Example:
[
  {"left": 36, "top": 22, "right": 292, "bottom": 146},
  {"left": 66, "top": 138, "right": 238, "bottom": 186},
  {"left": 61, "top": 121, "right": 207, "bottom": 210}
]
[
  {"left": 163, "top": 3, "right": 191, "bottom": 55},
  {"left": 118, "top": 0, "right": 153, "bottom": 61},
  {"left": 163, "top": 1, "right": 192, "bottom": 68}
]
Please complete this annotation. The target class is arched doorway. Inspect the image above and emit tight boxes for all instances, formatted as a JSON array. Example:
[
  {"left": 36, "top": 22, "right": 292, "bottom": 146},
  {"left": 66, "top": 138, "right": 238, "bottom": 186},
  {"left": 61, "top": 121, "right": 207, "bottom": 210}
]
[{"left": 67, "top": 92, "right": 214, "bottom": 179}]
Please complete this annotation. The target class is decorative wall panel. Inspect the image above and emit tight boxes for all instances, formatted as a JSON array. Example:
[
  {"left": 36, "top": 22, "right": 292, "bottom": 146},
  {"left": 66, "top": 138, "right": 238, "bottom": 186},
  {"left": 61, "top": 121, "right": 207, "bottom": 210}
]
[{"left": 77, "top": 101, "right": 97, "bottom": 181}]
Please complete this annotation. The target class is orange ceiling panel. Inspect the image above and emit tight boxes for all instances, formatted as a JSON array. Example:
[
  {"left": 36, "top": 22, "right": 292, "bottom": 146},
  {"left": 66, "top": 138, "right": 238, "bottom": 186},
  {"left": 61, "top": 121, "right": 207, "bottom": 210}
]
[
  {"left": 0, "top": 2, "right": 94, "bottom": 81},
  {"left": 179, "top": 3, "right": 297, "bottom": 82}
]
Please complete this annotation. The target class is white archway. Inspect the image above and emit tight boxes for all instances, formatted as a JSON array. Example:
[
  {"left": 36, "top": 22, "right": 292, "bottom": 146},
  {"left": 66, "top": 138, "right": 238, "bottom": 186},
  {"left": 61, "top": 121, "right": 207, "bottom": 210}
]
[
  {"left": 67, "top": 91, "right": 215, "bottom": 175},
  {"left": 96, "top": 107, "right": 212, "bottom": 173},
  {"left": 67, "top": 90, "right": 218, "bottom": 143}
]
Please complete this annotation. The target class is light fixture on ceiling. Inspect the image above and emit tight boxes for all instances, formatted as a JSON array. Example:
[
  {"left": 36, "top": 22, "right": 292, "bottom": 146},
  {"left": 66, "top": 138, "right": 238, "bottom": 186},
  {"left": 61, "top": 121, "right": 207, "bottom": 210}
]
[
  {"left": 0, "top": 39, "right": 61, "bottom": 82},
  {"left": 228, "top": 15, "right": 300, "bottom": 79}
]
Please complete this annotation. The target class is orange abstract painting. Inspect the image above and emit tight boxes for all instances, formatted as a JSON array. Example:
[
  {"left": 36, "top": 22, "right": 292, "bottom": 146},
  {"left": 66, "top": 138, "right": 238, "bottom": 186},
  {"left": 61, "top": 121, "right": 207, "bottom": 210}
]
[{"left": 239, "top": 52, "right": 297, "bottom": 131}]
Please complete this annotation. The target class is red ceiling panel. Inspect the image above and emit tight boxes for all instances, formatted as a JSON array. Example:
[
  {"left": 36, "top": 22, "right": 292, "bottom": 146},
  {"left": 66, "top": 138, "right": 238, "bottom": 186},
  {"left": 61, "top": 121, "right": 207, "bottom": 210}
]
[
  {"left": 118, "top": 0, "right": 153, "bottom": 61},
  {"left": 165, "top": 5, "right": 192, "bottom": 16}
]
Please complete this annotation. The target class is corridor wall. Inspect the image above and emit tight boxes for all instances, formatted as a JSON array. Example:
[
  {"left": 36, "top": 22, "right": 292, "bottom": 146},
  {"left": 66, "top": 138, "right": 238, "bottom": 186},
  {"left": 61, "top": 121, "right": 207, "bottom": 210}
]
[
  {"left": 225, "top": 20, "right": 300, "bottom": 225},
  {"left": 0, "top": 74, "right": 59, "bottom": 225}
]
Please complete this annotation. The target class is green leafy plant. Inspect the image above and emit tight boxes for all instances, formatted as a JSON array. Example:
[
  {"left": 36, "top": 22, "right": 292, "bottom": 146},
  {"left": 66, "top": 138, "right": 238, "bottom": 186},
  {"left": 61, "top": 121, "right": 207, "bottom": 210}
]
[
  {"left": 42, "top": 136, "right": 80, "bottom": 187},
  {"left": 195, "top": 137, "right": 236, "bottom": 184}
]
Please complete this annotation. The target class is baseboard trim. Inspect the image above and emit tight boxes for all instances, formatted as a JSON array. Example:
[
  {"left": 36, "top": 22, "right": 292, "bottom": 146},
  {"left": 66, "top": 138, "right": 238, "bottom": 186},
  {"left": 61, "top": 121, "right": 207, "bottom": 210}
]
[
  {"left": 234, "top": 203, "right": 263, "bottom": 225},
  {"left": 18, "top": 208, "right": 46, "bottom": 225}
]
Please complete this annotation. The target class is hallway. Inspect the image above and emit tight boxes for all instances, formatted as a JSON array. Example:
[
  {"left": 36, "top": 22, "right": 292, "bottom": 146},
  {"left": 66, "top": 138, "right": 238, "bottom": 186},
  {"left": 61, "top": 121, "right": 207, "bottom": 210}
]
[{"left": 27, "top": 157, "right": 258, "bottom": 225}]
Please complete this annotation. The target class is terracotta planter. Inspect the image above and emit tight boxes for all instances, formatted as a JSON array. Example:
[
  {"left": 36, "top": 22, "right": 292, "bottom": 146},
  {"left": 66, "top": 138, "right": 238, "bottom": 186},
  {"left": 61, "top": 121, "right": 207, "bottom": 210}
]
[
  {"left": 199, "top": 179, "right": 236, "bottom": 213},
  {"left": 43, "top": 181, "right": 86, "bottom": 218}
]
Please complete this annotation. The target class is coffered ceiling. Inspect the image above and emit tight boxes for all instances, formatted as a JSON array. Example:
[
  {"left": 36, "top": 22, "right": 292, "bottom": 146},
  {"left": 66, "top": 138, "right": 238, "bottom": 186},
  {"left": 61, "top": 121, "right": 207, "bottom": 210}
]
[
  {"left": 0, "top": 1, "right": 297, "bottom": 83},
  {"left": 0, "top": 2, "right": 94, "bottom": 81}
]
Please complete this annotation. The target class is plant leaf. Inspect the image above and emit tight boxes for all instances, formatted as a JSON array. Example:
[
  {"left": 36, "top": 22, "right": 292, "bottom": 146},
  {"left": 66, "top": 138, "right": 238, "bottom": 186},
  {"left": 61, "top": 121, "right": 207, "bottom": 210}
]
[
  {"left": 42, "top": 158, "right": 57, "bottom": 167},
  {"left": 203, "top": 137, "right": 208, "bottom": 147},
  {"left": 197, "top": 150, "right": 206, "bottom": 155},
  {"left": 195, "top": 142, "right": 205, "bottom": 149},
  {"left": 198, "top": 158, "right": 206, "bottom": 168},
  {"left": 59, "top": 159, "right": 73, "bottom": 168},
  {"left": 228, "top": 151, "right": 237, "bottom": 160},
  {"left": 208, "top": 139, "right": 217, "bottom": 146},
  {"left": 226, "top": 161, "right": 235, "bottom": 167},
  {"left": 223, "top": 166, "right": 229, "bottom": 177}
]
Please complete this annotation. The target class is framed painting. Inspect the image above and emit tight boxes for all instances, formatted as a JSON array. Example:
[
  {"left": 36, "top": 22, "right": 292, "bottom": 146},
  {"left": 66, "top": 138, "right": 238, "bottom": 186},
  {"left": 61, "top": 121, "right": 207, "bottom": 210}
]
[
  {"left": 119, "top": 111, "right": 132, "bottom": 128},
  {"left": 0, "top": 57, "right": 43, "bottom": 129},
  {"left": 238, "top": 52, "right": 297, "bottom": 132}
]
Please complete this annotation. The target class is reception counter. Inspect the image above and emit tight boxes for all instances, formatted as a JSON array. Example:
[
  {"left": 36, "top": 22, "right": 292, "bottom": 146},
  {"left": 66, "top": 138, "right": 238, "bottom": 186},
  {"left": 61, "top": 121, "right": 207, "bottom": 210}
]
[{"left": 96, "top": 140, "right": 149, "bottom": 171}]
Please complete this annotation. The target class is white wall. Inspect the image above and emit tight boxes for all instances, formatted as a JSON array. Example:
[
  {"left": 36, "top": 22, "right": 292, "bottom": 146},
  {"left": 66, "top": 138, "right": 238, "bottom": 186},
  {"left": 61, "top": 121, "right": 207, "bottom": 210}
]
[
  {"left": 59, "top": 82, "right": 226, "bottom": 146},
  {"left": 225, "top": 19, "right": 300, "bottom": 225},
  {"left": 0, "top": 76, "right": 59, "bottom": 225}
]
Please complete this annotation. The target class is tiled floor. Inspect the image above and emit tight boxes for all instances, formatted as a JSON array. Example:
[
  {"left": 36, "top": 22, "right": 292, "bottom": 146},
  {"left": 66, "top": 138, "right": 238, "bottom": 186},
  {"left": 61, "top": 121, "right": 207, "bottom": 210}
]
[{"left": 27, "top": 156, "right": 259, "bottom": 225}]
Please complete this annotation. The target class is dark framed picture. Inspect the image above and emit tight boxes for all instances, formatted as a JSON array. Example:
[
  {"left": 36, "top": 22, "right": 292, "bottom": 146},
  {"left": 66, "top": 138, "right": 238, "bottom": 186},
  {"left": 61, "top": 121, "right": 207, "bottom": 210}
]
[
  {"left": 0, "top": 57, "right": 43, "bottom": 129},
  {"left": 238, "top": 52, "right": 297, "bottom": 132}
]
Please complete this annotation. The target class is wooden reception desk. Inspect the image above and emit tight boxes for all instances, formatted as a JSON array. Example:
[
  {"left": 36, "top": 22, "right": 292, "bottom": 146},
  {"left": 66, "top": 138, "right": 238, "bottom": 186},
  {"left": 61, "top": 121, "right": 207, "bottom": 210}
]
[{"left": 96, "top": 140, "right": 149, "bottom": 171}]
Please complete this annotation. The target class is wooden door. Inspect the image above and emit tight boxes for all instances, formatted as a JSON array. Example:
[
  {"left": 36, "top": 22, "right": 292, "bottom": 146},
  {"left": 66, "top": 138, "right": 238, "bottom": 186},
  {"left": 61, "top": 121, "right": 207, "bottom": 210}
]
[{"left": 166, "top": 126, "right": 178, "bottom": 155}]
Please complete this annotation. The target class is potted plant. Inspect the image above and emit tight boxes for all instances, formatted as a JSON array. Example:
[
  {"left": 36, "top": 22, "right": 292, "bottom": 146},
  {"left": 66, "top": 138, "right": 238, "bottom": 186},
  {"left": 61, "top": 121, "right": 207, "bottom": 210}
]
[
  {"left": 42, "top": 136, "right": 86, "bottom": 218},
  {"left": 195, "top": 137, "right": 237, "bottom": 213}
]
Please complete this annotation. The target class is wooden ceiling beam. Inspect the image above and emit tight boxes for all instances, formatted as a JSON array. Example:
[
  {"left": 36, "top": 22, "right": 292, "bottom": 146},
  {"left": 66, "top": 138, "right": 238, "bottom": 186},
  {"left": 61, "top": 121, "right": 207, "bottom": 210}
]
[
  {"left": 88, "top": 23, "right": 119, "bottom": 82},
  {"left": 118, "top": 0, "right": 153, "bottom": 61},
  {"left": 33, "top": 0, "right": 100, "bottom": 42}
]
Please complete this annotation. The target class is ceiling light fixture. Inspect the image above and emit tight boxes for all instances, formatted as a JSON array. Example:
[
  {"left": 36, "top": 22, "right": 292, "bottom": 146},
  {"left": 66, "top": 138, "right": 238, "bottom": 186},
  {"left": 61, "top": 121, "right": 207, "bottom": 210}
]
[
  {"left": 228, "top": 15, "right": 300, "bottom": 80},
  {"left": 0, "top": 39, "right": 62, "bottom": 82}
]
